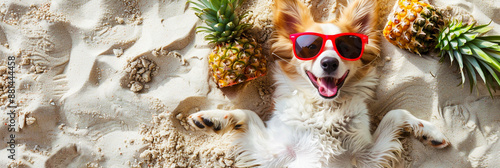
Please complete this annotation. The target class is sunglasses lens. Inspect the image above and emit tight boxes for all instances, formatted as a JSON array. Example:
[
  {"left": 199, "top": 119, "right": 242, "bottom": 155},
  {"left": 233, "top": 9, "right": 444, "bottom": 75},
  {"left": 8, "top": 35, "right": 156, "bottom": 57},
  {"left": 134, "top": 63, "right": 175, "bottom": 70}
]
[
  {"left": 335, "top": 35, "right": 363, "bottom": 59},
  {"left": 295, "top": 35, "right": 323, "bottom": 59}
]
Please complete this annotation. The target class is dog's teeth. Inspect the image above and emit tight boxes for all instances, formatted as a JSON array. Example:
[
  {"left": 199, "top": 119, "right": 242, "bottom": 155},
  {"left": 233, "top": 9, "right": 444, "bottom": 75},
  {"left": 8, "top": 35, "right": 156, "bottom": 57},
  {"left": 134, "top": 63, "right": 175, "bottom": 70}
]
[{"left": 317, "top": 78, "right": 321, "bottom": 83}]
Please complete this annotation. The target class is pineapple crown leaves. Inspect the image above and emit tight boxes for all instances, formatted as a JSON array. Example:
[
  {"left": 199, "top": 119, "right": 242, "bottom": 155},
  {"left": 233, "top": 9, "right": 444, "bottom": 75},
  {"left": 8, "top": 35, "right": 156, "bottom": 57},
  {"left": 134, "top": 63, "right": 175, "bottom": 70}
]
[
  {"left": 188, "top": 0, "right": 252, "bottom": 44},
  {"left": 437, "top": 20, "right": 500, "bottom": 95}
]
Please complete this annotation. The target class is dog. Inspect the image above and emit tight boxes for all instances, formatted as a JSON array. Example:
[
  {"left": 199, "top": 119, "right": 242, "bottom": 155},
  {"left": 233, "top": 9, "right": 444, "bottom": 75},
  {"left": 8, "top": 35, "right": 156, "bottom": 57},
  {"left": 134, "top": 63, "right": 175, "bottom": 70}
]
[{"left": 188, "top": 0, "right": 450, "bottom": 167}]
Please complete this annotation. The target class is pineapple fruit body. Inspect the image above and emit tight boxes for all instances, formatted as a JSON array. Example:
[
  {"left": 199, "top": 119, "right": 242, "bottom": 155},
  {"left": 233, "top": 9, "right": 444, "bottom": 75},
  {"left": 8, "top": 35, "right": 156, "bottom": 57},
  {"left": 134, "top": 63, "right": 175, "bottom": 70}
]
[
  {"left": 210, "top": 37, "right": 267, "bottom": 87},
  {"left": 383, "top": 0, "right": 444, "bottom": 55}
]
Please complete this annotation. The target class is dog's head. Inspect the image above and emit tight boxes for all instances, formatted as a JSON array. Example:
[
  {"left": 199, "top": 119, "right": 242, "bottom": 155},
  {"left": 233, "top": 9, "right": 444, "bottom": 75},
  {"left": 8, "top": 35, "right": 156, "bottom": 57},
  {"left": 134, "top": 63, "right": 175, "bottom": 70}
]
[{"left": 272, "top": 0, "right": 380, "bottom": 101}]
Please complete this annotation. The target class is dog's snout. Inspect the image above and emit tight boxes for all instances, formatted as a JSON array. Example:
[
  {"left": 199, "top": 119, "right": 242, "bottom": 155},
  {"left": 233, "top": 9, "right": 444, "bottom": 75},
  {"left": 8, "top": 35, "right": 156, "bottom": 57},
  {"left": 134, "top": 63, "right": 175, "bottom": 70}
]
[{"left": 320, "top": 57, "right": 339, "bottom": 74}]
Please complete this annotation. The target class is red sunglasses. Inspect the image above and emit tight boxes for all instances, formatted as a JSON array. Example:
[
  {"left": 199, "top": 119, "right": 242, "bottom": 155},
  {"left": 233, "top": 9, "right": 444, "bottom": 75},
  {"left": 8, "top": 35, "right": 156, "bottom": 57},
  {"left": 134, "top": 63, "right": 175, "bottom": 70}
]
[{"left": 289, "top": 32, "right": 369, "bottom": 61}]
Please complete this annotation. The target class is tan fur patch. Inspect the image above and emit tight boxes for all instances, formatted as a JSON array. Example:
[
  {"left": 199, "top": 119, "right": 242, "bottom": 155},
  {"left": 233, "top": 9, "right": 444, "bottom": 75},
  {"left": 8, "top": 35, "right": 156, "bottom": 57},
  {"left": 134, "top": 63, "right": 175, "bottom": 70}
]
[{"left": 278, "top": 60, "right": 301, "bottom": 80}]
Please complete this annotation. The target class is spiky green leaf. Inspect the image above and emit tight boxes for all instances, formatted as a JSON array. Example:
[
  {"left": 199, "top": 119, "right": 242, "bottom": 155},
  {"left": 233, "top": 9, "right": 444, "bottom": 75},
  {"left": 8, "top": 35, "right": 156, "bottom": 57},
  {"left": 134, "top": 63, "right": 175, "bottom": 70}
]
[
  {"left": 217, "top": 37, "right": 227, "bottom": 42},
  {"left": 212, "top": 23, "right": 225, "bottom": 32},
  {"left": 198, "top": 13, "right": 218, "bottom": 23},
  {"left": 445, "top": 50, "right": 453, "bottom": 63},
  {"left": 460, "top": 44, "right": 473, "bottom": 55},
  {"left": 468, "top": 43, "right": 500, "bottom": 71},
  {"left": 472, "top": 39, "right": 500, "bottom": 51},
  {"left": 219, "top": 3, "right": 227, "bottom": 17},
  {"left": 463, "top": 59, "right": 477, "bottom": 92},
  {"left": 479, "top": 60, "right": 500, "bottom": 86},
  {"left": 196, "top": 26, "right": 215, "bottom": 33},
  {"left": 471, "top": 21, "right": 491, "bottom": 31},
  {"left": 200, "top": 0, "right": 214, "bottom": 9},
  {"left": 457, "top": 37, "right": 467, "bottom": 47},
  {"left": 479, "top": 60, "right": 500, "bottom": 96},
  {"left": 225, "top": 3, "right": 233, "bottom": 17},
  {"left": 453, "top": 50, "right": 465, "bottom": 84},
  {"left": 473, "top": 25, "right": 493, "bottom": 34},
  {"left": 464, "top": 56, "right": 487, "bottom": 84},
  {"left": 203, "top": 8, "right": 218, "bottom": 17},
  {"left": 450, "top": 20, "right": 460, "bottom": 31},
  {"left": 462, "top": 33, "right": 478, "bottom": 41},
  {"left": 450, "top": 39, "right": 459, "bottom": 49},
  {"left": 440, "top": 27, "right": 449, "bottom": 41},
  {"left": 440, "top": 39, "right": 450, "bottom": 50},
  {"left": 461, "top": 24, "right": 474, "bottom": 34},
  {"left": 190, "top": 7, "right": 203, "bottom": 13},
  {"left": 218, "top": 14, "right": 227, "bottom": 24},
  {"left": 221, "top": 30, "right": 231, "bottom": 37},
  {"left": 208, "top": 0, "right": 220, "bottom": 9},
  {"left": 229, "top": 13, "right": 236, "bottom": 22},
  {"left": 189, "top": 0, "right": 206, "bottom": 10},
  {"left": 225, "top": 21, "right": 235, "bottom": 30},
  {"left": 485, "top": 50, "right": 500, "bottom": 60},
  {"left": 480, "top": 62, "right": 500, "bottom": 85},
  {"left": 478, "top": 36, "right": 500, "bottom": 43}
]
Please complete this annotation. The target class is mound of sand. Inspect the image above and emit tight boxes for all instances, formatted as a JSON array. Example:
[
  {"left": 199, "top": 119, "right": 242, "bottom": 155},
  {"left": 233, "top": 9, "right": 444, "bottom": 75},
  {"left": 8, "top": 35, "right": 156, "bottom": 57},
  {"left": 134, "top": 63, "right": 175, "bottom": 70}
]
[{"left": 0, "top": 0, "right": 499, "bottom": 167}]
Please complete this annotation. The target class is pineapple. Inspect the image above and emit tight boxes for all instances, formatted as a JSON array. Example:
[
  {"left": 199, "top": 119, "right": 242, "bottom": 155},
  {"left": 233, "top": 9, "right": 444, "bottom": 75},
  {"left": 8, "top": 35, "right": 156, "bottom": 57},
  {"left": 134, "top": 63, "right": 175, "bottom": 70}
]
[
  {"left": 383, "top": 0, "right": 500, "bottom": 94},
  {"left": 189, "top": 0, "right": 267, "bottom": 87}
]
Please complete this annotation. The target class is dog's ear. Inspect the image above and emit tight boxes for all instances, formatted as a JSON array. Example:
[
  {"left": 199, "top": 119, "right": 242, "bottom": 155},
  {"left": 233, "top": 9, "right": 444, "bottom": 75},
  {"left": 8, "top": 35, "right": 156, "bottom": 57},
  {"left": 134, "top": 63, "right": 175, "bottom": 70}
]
[
  {"left": 273, "top": 0, "right": 313, "bottom": 37},
  {"left": 336, "top": 0, "right": 380, "bottom": 65},
  {"left": 337, "top": 0, "right": 377, "bottom": 35}
]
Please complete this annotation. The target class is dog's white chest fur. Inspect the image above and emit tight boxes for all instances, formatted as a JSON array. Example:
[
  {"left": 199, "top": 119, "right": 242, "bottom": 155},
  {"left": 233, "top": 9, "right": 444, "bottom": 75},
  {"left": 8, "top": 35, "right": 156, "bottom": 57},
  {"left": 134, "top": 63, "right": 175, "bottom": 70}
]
[{"left": 266, "top": 66, "right": 375, "bottom": 167}]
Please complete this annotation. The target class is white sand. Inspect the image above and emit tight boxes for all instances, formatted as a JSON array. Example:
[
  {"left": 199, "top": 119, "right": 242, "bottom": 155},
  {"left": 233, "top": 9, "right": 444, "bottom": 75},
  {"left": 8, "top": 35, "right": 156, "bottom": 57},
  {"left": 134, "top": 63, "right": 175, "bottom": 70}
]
[{"left": 0, "top": 0, "right": 498, "bottom": 167}]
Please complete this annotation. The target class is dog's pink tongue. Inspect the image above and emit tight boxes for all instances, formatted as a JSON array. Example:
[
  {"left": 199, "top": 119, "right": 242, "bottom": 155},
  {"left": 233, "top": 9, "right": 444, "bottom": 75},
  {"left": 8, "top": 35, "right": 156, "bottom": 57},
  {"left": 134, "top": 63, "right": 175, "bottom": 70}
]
[{"left": 318, "top": 78, "right": 337, "bottom": 97}]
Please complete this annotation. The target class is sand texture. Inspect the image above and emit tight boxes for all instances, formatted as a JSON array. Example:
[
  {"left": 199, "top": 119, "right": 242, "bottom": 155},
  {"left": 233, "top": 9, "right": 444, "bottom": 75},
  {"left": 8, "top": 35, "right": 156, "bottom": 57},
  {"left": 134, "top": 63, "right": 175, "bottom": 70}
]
[{"left": 0, "top": 0, "right": 499, "bottom": 167}]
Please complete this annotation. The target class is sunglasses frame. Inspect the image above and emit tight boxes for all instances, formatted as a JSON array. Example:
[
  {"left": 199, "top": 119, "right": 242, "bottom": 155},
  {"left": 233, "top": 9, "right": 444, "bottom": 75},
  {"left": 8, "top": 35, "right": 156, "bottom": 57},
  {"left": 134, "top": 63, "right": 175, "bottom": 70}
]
[{"left": 289, "top": 32, "right": 369, "bottom": 61}]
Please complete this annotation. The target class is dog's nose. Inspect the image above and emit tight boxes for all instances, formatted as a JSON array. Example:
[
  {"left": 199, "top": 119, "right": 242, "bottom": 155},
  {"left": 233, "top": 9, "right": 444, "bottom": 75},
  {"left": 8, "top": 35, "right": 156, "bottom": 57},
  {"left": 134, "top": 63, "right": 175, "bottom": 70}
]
[{"left": 320, "top": 57, "right": 339, "bottom": 74}]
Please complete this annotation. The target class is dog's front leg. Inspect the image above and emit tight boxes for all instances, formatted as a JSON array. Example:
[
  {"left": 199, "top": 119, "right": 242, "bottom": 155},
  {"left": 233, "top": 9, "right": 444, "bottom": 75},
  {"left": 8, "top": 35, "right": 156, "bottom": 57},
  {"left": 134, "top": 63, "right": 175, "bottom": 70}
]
[
  {"left": 188, "top": 109, "right": 265, "bottom": 134},
  {"left": 188, "top": 109, "right": 276, "bottom": 167},
  {"left": 361, "top": 109, "right": 450, "bottom": 167},
  {"left": 189, "top": 110, "right": 301, "bottom": 167},
  {"left": 376, "top": 109, "right": 449, "bottom": 148}
]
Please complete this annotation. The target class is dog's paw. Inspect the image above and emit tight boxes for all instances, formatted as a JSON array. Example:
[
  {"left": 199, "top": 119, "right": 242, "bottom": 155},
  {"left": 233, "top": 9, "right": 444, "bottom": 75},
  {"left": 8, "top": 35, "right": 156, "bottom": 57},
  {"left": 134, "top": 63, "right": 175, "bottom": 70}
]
[
  {"left": 188, "top": 110, "right": 225, "bottom": 131},
  {"left": 188, "top": 110, "right": 246, "bottom": 133},
  {"left": 413, "top": 120, "right": 450, "bottom": 149}
]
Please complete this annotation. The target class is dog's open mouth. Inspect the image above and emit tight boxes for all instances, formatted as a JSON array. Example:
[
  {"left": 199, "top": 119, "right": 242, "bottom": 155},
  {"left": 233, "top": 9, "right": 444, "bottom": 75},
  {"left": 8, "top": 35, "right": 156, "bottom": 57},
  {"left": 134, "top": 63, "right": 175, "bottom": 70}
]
[{"left": 306, "top": 70, "right": 349, "bottom": 98}]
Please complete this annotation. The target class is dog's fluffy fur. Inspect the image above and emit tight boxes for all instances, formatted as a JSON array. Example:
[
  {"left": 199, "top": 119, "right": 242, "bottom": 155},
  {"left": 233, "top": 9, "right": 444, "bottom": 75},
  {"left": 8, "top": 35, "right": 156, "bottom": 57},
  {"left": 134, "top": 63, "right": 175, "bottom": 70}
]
[{"left": 188, "top": 0, "right": 449, "bottom": 167}]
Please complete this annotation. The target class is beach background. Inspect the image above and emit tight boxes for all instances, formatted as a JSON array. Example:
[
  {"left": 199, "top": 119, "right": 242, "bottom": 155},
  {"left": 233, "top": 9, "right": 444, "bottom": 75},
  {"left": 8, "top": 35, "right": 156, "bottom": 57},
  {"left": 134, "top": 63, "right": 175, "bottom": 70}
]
[{"left": 0, "top": 0, "right": 499, "bottom": 167}]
